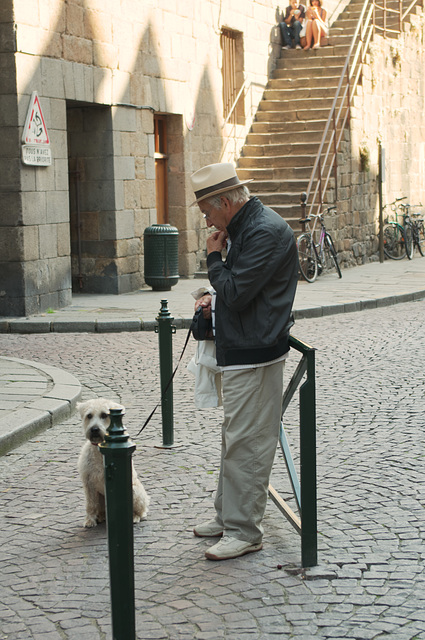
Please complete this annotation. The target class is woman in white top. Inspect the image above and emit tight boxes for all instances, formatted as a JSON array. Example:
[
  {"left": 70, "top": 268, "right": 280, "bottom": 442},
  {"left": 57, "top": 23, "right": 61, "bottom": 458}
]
[{"left": 301, "top": 0, "right": 328, "bottom": 50}]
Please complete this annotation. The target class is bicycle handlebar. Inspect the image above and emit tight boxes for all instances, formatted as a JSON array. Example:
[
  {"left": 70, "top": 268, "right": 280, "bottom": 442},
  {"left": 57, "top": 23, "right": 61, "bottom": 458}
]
[{"left": 384, "top": 196, "right": 408, "bottom": 209}]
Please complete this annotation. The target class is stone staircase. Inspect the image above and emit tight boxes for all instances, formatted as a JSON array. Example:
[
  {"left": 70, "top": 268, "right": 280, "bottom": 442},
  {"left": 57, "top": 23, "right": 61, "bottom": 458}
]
[
  {"left": 236, "top": 0, "right": 367, "bottom": 231},
  {"left": 194, "top": 0, "right": 414, "bottom": 275}
]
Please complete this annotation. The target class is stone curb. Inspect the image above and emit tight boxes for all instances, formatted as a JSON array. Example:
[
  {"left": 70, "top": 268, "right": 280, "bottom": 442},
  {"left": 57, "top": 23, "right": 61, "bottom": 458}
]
[
  {"left": 0, "top": 357, "right": 82, "bottom": 456},
  {"left": 0, "top": 317, "right": 195, "bottom": 334},
  {"left": 0, "top": 290, "right": 424, "bottom": 333}
]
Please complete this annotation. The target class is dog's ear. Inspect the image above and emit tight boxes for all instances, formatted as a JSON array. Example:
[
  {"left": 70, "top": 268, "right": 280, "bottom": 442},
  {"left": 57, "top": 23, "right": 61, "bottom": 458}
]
[{"left": 76, "top": 401, "right": 88, "bottom": 417}]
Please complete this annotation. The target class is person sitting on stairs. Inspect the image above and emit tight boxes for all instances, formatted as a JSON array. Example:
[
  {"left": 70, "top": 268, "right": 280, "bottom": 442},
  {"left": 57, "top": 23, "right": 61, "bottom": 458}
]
[
  {"left": 280, "top": 0, "right": 306, "bottom": 50},
  {"left": 301, "top": 0, "right": 328, "bottom": 50}
]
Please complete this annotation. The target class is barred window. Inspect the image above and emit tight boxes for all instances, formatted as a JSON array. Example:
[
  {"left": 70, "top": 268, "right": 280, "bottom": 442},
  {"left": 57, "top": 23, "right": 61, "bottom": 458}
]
[{"left": 220, "top": 28, "right": 245, "bottom": 125}]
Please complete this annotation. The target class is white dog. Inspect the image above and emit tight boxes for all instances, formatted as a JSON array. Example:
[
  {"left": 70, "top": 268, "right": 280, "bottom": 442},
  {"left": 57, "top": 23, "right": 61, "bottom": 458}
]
[{"left": 77, "top": 398, "right": 150, "bottom": 528}]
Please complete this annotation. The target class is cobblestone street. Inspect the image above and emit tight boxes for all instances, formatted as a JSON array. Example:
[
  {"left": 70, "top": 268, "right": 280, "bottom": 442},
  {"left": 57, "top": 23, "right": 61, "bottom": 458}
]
[{"left": 1, "top": 299, "right": 425, "bottom": 640}]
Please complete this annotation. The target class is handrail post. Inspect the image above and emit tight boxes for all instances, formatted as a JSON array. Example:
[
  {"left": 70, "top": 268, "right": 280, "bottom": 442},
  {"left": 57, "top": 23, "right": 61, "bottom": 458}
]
[
  {"left": 384, "top": 0, "right": 387, "bottom": 37},
  {"left": 300, "top": 191, "right": 307, "bottom": 221},
  {"left": 346, "top": 66, "right": 351, "bottom": 127},
  {"left": 271, "top": 335, "right": 317, "bottom": 568},
  {"left": 399, "top": 0, "right": 402, "bottom": 32},
  {"left": 299, "top": 346, "right": 317, "bottom": 568},
  {"left": 318, "top": 155, "right": 323, "bottom": 211},
  {"left": 332, "top": 111, "right": 338, "bottom": 201}
]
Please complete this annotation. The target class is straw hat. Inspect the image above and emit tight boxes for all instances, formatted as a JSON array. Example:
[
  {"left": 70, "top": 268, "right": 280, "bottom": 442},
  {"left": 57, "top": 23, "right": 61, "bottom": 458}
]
[{"left": 190, "top": 163, "right": 253, "bottom": 204}]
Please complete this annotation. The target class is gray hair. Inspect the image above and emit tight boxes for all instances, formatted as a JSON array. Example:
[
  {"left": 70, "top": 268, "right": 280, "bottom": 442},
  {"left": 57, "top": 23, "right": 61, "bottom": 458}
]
[{"left": 204, "top": 185, "right": 250, "bottom": 209}]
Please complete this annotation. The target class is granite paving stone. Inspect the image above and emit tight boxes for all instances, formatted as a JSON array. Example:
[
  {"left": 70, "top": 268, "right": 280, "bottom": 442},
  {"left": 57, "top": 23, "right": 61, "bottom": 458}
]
[{"left": 1, "top": 299, "right": 425, "bottom": 638}]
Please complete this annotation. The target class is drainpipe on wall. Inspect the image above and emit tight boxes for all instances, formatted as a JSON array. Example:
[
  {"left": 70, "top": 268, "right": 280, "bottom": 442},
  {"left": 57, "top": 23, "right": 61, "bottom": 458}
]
[{"left": 378, "top": 141, "right": 384, "bottom": 263}]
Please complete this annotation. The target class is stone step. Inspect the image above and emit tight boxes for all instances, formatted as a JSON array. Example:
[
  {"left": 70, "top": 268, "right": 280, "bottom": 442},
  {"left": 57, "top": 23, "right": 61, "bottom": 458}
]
[
  {"left": 238, "top": 154, "right": 321, "bottom": 168},
  {"left": 273, "top": 59, "right": 345, "bottom": 80},
  {"left": 251, "top": 191, "right": 312, "bottom": 206},
  {"left": 246, "top": 129, "right": 325, "bottom": 144},
  {"left": 237, "top": 165, "right": 314, "bottom": 180},
  {"left": 250, "top": 176, "right": 335, "bottom": 194},
  {"left": 330, "top": 20, "right": 359, "bottom": 31},
  {"left": 255, "top": 104, "right": 344, "bottom": 124},
  {"left": 276, "top": 56, "right": 348, "bottom": 70},
  {"left": 251, "top": 119, "right": 328, "bottom": 133},
  {"left": 335, "top": 8, "right": 365, "bottom": 18},
  {"left": 325, "top": 33, "right": 355, "bottom": 43},
  {"left": 255, "top": 108, "right": 336, "bottom": 122},
  {"left": 268, "top": 75, "right": 341, "bottom": 89},
  {"left": 248, "top": 178, "right": 315, "bottom": 193},
  {"left": 263, "top": 86, "right": 342, "bottom": 100},
  {"left": 242, "top": 141, "right": 321, "bottom": 157},
  {"left": 258, "top": 96, "right": 344, "bottom": 111},
  {"left": 280, "top": 43, "right": 351, "bottom": 57},
  {"left": 273, "top": 67, "right": 345, "bottom": 81}
]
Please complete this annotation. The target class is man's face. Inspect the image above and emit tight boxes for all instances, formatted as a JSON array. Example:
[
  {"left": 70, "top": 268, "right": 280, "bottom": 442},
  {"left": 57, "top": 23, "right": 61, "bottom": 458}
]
[
  {"left": 199, "top": 199, "right": 227, "bottom": 231},
  {"left": 291, "top": 0, "right": 300, "bottom": 8}
]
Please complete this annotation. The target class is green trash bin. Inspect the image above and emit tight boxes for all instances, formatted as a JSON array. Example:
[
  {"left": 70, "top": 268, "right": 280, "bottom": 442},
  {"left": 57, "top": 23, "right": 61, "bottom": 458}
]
[{"left": 143, "top": 224, "right": 180, "bottom": 291}]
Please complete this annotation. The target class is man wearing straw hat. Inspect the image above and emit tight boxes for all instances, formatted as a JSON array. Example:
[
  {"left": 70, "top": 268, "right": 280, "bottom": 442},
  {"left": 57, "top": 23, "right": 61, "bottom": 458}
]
[{"left": 190, "top": 163, "right": 298, "bottom": 560}]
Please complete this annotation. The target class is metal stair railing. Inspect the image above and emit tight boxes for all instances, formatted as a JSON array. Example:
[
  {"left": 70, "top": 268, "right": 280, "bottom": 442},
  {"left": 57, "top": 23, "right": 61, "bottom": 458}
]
[
  {"left": 268, "top": 335, "right": 317, "bottom": 568},
  {"left": 303, "top": 0, "right": 423, "bottom": 219}
]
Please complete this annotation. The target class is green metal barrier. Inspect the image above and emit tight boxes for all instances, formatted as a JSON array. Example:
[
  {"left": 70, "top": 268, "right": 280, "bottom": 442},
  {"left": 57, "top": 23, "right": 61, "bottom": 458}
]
[
  {"left": 268, "top": 334, "right": 317, "bottom": 568},
  {"left": 99, "top": 407, "right": 136, "bottom": 640},
  {"left": 155, "top": 299, "right": 176, "bottom": 447}
]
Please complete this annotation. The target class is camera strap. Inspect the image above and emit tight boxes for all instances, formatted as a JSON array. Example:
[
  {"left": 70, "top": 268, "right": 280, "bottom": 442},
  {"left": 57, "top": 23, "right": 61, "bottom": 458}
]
[{"left": 134, "top": 323, "right": 193, "bottom": 438}]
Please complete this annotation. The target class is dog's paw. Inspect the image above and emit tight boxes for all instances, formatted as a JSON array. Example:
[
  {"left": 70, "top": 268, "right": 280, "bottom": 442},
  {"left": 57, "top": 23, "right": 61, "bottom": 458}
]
[
  {"left": 84, "top": 516, "right": 98, "bottom": 528},
  {"left": 133, "top": 514, "right": 141, "bottom": 524}
]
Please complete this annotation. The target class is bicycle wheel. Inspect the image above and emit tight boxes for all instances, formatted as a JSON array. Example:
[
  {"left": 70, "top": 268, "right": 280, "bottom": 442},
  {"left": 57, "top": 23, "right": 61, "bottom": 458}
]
[
  {"left": 416, "top": 221, "right": 425, "bottom": 257},
  {"left": 383, "top": 224, "right": 406, "bottom": 260},
  {"left": 323, "top": 233, "right": 342, "bottom": 278},
  {"left": 297, "top": 233, "right": 318, "bottom": 283},
  {"left": 404, "top": 222, "right": 414, "bottom": 260}
]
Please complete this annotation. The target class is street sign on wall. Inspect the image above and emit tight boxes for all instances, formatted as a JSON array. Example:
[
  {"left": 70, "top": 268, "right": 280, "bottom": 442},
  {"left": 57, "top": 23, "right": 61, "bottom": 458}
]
[{"left": 21, "top": 91, "right": 52, "bottom": 166}]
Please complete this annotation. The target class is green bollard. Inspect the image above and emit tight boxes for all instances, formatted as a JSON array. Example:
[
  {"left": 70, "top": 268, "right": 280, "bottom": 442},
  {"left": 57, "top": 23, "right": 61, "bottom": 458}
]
[
  {"left": 299, "top": 346, "right": 317, "bottom": 568},
  {"left": 155, "top": 299, "right": 176, "bottom": 447},
  {"left": 99, "top": 407, "right": 136, "bottom": 640}
]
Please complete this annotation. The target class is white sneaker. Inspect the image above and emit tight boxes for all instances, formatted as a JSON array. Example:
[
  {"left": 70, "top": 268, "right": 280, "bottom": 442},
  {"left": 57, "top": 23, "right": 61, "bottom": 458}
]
[
  {"left": 283, "top": 45, "right": 291, "bottom": 49},
  {"left": 205, "top": 535, "right": 263, "bottom": 560},
  {"left": 295, "top": 44, "right": 302, "bottom": 49},
  {"left": 193, "top": 520, "right": 224, "bottom": 538}
]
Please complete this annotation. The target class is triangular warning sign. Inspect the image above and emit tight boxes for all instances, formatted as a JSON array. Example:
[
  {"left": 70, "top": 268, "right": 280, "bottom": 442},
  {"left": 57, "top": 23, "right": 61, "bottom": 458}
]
[{"left": 22, "top": 91, "right": 50, "bottom": 145}]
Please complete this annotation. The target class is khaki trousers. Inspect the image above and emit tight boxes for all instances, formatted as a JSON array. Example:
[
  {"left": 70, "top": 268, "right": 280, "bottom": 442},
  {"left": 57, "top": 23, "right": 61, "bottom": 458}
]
[{"left": 213, "top": 360, "right": 285, "bottom": 544}]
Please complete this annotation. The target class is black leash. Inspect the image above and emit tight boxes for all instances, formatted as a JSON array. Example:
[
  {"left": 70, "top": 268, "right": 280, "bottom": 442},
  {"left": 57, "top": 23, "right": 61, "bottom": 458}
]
[{"left": 134, "top": 324, "right": 193, "bottom": 438}]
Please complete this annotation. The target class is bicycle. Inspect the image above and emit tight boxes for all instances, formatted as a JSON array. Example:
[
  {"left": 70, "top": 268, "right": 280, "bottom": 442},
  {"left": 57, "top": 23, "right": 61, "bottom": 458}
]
[
  {"left": 382, "top": 197, "right": 412, "bottom": 260},
  {"left": 410, "top": 210, "right": 425, "bottom": 257},
  {"left": 297, "top": 206, "right": 342, "bottom": 283},
  {"left": 399, "top": 202, "right": 425, "bottom": 258}
]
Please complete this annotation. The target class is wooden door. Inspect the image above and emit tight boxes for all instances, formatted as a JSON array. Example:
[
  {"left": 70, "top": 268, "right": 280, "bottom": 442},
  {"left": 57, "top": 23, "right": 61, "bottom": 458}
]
[{"left": 154, "top": 116, "right": 168, "bottom": 224}]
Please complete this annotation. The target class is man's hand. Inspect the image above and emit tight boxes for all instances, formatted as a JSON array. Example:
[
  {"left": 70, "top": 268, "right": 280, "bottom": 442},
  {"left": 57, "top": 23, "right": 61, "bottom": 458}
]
[
  {"left": 207, "top": 230, "right": 227, "bottom": 255},
  {"left": 194, "top": 293, "right": 212, "bottom": 319}
]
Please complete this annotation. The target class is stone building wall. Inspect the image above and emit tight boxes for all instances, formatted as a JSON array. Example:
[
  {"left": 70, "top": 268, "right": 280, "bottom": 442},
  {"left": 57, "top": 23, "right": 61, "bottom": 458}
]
[
  {"left": 2, "top": 0, "right": 423, "bottom": 316},
  {"left": 1, "top": 0, "right": 288, "bottom": 314},
  {"left": 0, "top": 0, "right": 352, "bottom": 315},
  {"left": 327, "top": 12, "right": 425, "bottom": 267}
]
